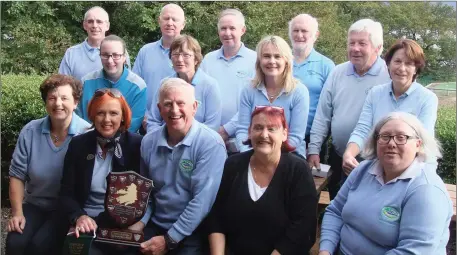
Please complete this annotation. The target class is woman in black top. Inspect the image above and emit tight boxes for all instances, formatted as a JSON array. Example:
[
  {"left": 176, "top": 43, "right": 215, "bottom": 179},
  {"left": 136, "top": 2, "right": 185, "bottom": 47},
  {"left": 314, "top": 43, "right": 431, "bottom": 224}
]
[{"left": 207, "top": 106, "right": 318, "bottom": 255}]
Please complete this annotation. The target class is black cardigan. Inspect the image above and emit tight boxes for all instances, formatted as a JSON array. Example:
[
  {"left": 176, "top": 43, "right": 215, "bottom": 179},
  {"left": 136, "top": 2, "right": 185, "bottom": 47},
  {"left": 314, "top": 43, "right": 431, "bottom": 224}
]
[
  {"left": 58, "top": 130, "right": 143, "bottom": 226},
  {"left": 206, "top": 150, "right": 318, "bottom": 255}
]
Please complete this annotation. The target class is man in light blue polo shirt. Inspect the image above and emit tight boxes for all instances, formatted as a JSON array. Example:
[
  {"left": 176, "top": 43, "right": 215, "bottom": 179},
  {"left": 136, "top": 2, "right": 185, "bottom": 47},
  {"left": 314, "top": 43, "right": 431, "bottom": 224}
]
[
  {"left": 308, "top": 19, "right": 391, "bottom": 199},
  {"left": 289, "top": 13, "right": 335, "bottom": 161},
  {"left": 58, "top": 6, "right": 130, "bottom": 82},
  {"left": 133, "top": 4, "right": 185, "bottom": 119},
  {"left": 200, "top": 8, "right": 256, "bottom": 152},
  {"left": 136, "top": 78, "right": 226, "bottom": 254}
]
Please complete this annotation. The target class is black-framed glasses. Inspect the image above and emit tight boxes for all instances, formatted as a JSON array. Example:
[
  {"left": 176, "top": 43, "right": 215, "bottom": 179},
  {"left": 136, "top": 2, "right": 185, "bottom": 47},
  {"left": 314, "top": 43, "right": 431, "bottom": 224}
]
[
  {"left": 94, "top": 88, "right": 123, "bottom": 99},
  {"left": 254, "top": 105, "right": 284, "bottom": 113},
  {"left": 171, "top": 53, "right": 194, "bottom": 59},
  {"left": 100, "top": 53, "right": 124, "bottom": 60},
  {"left": 376, "top": 134, "right": 418, "bottom": 145}
]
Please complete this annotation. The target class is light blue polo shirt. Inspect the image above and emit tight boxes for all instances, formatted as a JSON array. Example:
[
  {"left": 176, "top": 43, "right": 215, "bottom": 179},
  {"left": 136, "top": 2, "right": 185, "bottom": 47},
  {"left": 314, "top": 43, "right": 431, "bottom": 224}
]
[
  {"left": 320, "top": 159, "right": 452, "bottom": 255},
  {"left": 349, "top": 81, "right": 438, "bottom": 150},
  {"left": 236, "top": 82, "right": 309, "bottom": 157},
  {"left": 59, "top": 39, "right": 131, "bottom": 82},
  {"left": 146, "top": 69, "right": 222, "bottom": 133},
  {"left": 132, "top": 39, "right": 175, "bottom": 112},
  {"left": 140, "top": 120, "right": 226, "bottom": 242},
  {"left": 293, "top": 48, "right": 335, "bottom": 136},
  {"left": 200, "top": 43, "right": 257, "bottom": 136},
  {"left": 9, "top": 113, "right": 90, "bottom": 211}
]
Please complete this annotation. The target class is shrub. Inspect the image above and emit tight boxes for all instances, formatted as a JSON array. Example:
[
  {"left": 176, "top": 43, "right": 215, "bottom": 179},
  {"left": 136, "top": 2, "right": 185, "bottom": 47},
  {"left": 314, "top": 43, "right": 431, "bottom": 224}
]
[{"left": 436, "top": 106, "right": 456, "bottom": 184}]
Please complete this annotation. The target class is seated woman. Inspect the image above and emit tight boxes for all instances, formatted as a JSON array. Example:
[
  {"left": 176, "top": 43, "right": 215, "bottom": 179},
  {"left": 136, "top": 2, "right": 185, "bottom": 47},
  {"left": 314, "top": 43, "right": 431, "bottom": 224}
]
[
  {"left": 6, "top": 74, "right": 90, "bottom": 255},
  {"left": 59, "top": 88, "right": 143, "bottom": 255},
  {"left": 207, "top": 106, "right": 318, "bottom": 255},
  {"left": 319, "top": 112, "right": 453, "bottom": 255},
  {"left": 236, "top": 35, "right": 309, "bottom": 158},
  {"left": 342, "top": 39, "right": 438, "bottom": 175},
  {"left": 146, "top": 34, "right": 222, "bottom": 133}
]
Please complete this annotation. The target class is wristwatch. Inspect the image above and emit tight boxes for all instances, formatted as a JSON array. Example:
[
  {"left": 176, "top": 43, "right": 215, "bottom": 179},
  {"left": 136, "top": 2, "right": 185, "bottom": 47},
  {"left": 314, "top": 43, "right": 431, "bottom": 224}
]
[{"left": 164, "top": 233, "right": 178, "bottom": 250}]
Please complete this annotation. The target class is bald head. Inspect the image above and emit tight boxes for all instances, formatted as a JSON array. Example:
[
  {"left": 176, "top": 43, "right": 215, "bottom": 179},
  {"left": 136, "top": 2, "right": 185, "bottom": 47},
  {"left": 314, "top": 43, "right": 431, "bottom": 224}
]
[
  {"left": 84, "top": 6, "right": 109, "bottom": 22},
  {"left": 158, "top": 4, "right": 185, "bottom": 40},
  {"left": 160, "top": 4, "right": 185, "bottom": 20}
]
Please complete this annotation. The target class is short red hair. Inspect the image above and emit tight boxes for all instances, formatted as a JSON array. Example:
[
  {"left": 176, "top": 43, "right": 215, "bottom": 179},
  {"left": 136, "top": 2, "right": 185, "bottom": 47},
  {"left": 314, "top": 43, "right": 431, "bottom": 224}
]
[
  {"left": 243, "top": 106, "right": 295, "bottom": 152},
  {"left": 87, "top": 93, "right": 132, "bottom": 132}
]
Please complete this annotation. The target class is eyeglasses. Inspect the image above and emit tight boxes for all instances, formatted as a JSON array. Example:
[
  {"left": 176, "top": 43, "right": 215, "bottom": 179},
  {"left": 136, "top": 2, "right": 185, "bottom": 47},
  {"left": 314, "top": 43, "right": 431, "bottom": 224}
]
[
  {"left": 94, "top": 88, "right": 123, "bottom": 99},
  {"left": 100, "top": 53, "right": 124, "bottom": 60},
  {"left": 376, "top": 134, "right": 418, "bottom": 145},
  {"left": 171, "top": 53, "right": 194, "bottom": 59},
  {"left": 254, "top": 105, "right": 284, "bottom": 113}
]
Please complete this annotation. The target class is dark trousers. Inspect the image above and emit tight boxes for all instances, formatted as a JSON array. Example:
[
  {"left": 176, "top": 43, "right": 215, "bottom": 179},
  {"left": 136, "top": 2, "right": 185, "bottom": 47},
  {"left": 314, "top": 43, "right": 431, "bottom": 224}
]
[
  {"left": 327, "top": 148, "right": 364, "bottom": 200},
  {"left": 6, "top": 203, "right": 68, "bottom": 255},
  {"left": 89, "top": 242, "right": 138, "bottom": 255},
  {"left": 143, "top": 221, "right": 206, "bottom": 255}
]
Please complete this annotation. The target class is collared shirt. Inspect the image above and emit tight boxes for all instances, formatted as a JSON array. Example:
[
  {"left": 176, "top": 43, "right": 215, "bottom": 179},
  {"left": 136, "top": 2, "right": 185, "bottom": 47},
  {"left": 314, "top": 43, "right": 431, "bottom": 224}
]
[
  {"left": 9, "top": 113, "right": 90, "bottom": 210},
  {"left": 293, "top": 48, "right": 335, "bottom": 135},
  {"left": 78, "top": 67, "right": 147, "bottom": 133},
  {"left": 139, "top": 120, "right": 226, "bottom": 242},
  {"left": 309, "top": 57, "right": 391, "bottom": 156},
  {"left": 200, "top": 43, "right": 257, "bottom": 136},
  {"left": 236, "top": 82, "right": 309, "bottom": 157},
  {"left": 349, "top": 81, "right": 438, "bottom": 150},
  {"left": 320, "top": 159, "right": 452, "bottom": 255},
  {"left": 146, "top": 68, "right": 222, "bottom": 133},
  {"left": 132, "top": 38, "right": 175, "bottom": 111},
  {"left": 59, "top": 39, "right": 131, "bottom": 82}
]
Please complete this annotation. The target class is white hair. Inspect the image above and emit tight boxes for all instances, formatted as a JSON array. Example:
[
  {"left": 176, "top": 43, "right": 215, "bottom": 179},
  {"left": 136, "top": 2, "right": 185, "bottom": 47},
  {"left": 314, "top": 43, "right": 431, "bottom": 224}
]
[
  {"left": 217, "top": 8, "right": 246, "bottom": 29},
  {"left": 158, "top": 77, "right": 195, "bottom": 102},
  {"left": 362, "top": 112, "right": 442, "bottom": 163},
  {"left": 84, "top": 6, "right": 109, "bottom": 22},
  {"left": 348, "top": 18, "right": 384, "bottom": 55},
  {"left": 160, "top": 3, "right": 185, "bottom": 20},
  {"left": 288, "top": 13, "right": 319, "bottom": 42}
]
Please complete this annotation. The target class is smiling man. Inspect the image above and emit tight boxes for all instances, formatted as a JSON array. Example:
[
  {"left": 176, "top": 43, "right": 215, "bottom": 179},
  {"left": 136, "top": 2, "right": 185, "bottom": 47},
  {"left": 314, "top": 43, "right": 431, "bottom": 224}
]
[
  {"left": 307, "top": 19, "right": 391, "bottom": 199},
  {"left": 77, "top": 35, "right": 146, "bottom": 133},
  {"left": 137, "top": 77, "right": 226, "bottom": 254},
  {"left": 133, "top": 3, "right": 186, "bottom": 130},
  {"left": 59, "top": 6, "right": 130, "bottom": 82},
  {"left": 200, "top": 9, "right": 257, "bottom": 153}
]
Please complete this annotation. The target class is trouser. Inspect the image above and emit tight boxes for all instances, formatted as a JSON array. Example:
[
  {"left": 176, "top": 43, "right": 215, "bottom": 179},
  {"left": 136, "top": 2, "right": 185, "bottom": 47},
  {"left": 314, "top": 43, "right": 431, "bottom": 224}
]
[
  {"left": 143, "top": 221, "right": 207, "bottom": 255},
  {"left": 6, "top": 203, "right": 68, "bottom": 255},
  {"left": 89, "top": 242, "right": 138, "bottom": 255},
  {"left": 328, "top": 147, "right": 364, "bottom": 200}
]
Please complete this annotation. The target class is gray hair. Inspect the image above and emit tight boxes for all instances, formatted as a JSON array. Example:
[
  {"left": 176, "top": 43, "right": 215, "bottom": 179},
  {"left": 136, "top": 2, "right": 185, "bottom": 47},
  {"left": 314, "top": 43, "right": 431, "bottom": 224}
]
[
  {"left": 158, "top": 78, "right": 195, "bottom": 103},
  {"left": 288, "top": 14, "right": 319, "bottom": 42},
  {"left": 160, "top": 4, "right": 185, "bottom": 20},
  {"left": 348, "top": 18, "right": 384, "bottom": 55},
  {"left": 84, "top": 6, "right": 109, "bottom": 22},
  {"left": 362, "top": 112, "right": 442, "bottom": 162},
  {"left": 217, "top": 8, "right": 246, "bottom": 29}
]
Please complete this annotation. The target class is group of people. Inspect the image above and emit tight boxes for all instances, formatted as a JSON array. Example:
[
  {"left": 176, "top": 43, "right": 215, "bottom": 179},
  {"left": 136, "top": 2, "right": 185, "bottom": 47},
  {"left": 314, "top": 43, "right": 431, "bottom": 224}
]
[{"left": 6, "top": 3, "right": 453, "bottom": 255}]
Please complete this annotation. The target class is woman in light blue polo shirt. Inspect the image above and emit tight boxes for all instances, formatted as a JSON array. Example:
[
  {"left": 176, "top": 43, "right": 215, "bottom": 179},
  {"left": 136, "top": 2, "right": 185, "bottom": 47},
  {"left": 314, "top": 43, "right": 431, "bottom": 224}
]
[
  {"left": 6, "top": 74, "right": 90, "bottom": 255},
  {"left": 236, "top": 35, "right": 309, "bottom": 158}
]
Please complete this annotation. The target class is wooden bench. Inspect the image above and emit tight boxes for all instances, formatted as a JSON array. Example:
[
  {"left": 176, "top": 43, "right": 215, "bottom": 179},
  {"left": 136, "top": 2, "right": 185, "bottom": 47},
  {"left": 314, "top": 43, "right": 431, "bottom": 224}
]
[{"left": 318, "top": 184, "right": 456, "bottom": 222}]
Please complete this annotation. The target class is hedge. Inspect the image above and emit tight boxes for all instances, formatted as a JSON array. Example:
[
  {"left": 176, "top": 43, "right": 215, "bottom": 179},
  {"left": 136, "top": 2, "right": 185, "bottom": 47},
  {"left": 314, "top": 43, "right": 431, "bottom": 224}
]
[{"left": 1, "top": 75, "right": 456, "bottom": 204}]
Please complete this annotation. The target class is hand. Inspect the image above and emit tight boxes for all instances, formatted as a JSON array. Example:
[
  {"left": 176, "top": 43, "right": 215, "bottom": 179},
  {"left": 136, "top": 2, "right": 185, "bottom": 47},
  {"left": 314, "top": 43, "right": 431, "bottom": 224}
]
[
  {"left": 75, "top": 215, "right": 97, "bottom": 238},
  {"left": 142, "top": 116, "right": 148, "bottom": 131},
  {"left": 7, "top": 214, "right": 26, "bottom": 233},
  {"left": 128, "top": 221, "right": 145, "bottom": 232},
  {"left": 342, "top": 152, "right": 359, "bottom": 176},
  {"left": 318, "top": 251, "right": 331, "bottom": 255},
  {"left": 307, "top": 154, "right": 321, "bottom": 169},
  {"left": 218, "top": 126, "right": 229, "bottom": 142},
  {"left": 140, "top": 235, "right": 167, "bottom": 255}
]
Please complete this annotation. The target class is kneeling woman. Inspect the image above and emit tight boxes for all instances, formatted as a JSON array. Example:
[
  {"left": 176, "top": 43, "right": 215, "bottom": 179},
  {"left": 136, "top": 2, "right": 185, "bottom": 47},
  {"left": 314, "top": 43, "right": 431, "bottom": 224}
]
[
  {"left": 207, "top": 106, "right": 318, "bottom": 255},
  {"left": 59, "top": 89, "right": 143, "bottom": 254}
]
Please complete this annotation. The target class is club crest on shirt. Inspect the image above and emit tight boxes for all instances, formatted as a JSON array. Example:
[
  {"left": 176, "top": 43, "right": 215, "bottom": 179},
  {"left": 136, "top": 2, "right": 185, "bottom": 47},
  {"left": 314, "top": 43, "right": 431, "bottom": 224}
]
[
  {"left": 179, "top": 159, "right": 194, "bottom": 176},
  {"left": 381, "top": 206, "right": 401, "bottom": 222},
  {"left": 236, "top": 70, "right": 248, "bottom": 78},
  {"left": 196, "top": 100, "right": 202, "bottom": 108}
]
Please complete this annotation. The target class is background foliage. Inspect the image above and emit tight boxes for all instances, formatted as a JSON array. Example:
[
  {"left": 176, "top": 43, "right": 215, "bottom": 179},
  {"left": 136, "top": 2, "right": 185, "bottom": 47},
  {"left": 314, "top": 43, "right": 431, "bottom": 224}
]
[{"left": 1, "top": 1, "right": 456, "bottom": 82}]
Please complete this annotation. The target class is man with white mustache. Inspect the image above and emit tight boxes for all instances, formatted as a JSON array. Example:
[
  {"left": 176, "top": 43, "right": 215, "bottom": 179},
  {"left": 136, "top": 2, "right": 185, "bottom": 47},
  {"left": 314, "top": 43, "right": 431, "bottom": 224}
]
[
  {"left": 307, "top": 19, "right": 391, "bottom": 199},
  {"left": 289, "top": 14, "right": 335, "bottom": 161},
  {"left": 200, "top": 8, "right": 257, "bottom": 153},
  {"left": 59, "top": 6, "right": 130, "bottom": 82},
  {"left": 133, "top": 4, "right": 186, "bottom": 133}
]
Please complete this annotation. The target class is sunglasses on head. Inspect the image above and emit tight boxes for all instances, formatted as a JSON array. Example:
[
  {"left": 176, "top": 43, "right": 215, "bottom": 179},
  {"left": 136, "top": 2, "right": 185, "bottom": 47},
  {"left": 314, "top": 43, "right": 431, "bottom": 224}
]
[
  {"left": 94, "top": 88, "right": 123, "bottom": 99},
  {"left": 254, "top": 105, "right": 284, "bottom": 113}
]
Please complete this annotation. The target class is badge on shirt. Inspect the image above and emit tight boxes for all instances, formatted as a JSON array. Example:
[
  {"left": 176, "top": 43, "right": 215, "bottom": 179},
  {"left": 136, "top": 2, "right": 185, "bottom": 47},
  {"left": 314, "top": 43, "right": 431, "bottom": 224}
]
[
  {"left": 381, "top": 206, "right": 401, "bottom": 222},
  {"left": 179, "top": 159, "right": 194, "bottom": 176},
  {"left": 196, "top": 100, "right": 202, "bottom": 108},
  {"left": 236, "top": 70, "right": 248, "bottom": 78}
]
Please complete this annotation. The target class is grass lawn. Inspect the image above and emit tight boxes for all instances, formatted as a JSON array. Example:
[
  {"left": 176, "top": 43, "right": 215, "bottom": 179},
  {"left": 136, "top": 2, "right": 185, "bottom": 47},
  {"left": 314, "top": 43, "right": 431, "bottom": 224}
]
[{"left": 434, "top": 82, "right": 456, "bottom": 90}]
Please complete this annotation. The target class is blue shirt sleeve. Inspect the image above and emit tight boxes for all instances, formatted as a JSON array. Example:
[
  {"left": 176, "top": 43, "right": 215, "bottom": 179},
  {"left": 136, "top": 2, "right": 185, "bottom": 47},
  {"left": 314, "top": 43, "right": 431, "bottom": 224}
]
[
  {"left": 384, "top": 185, "right": 452, "bottom": 254},
  {"left": 223, "top": 112, "right": 238, "bottom": 137},
  {"left": 139, "top": 154, "right": 153, "bottom": 225},
  {"left": 288, "top": 86, "right": 309, "bottom": 151},
  {"left": 348, "top": 88, "right": 375, "bottom": 151},
  {"left": 132, "top": 48, "right": 144, "bottom": 78},
  {"left": 128, "top": 87, "right": 147, "bottom": 133},
  {"left": 9, "top": 126, "right": 31, "bottom": 181},
  {"left": 202, "top": 80, "right": 222, "bottom": 131},
  {"left": 58, "top": 49, "right": 72, "bottom": 76},
  {"left": 418, "top": 93, "right": 438, "bottom": 136},
  {"left": 235, "top": 87, "right": 253, "bottom": 152},
  {"left": 167, "top": 141, "right": 227, "bottom": 242},
  {"left": 146, "top": 99, "right": 164, "bottom": 134}
]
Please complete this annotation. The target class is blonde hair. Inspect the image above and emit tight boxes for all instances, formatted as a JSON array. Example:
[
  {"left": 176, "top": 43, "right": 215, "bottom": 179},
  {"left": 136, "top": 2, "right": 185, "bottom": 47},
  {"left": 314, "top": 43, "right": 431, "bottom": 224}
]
[{"left": 252, "top": 35, "right": 299, "bottom": 93}]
